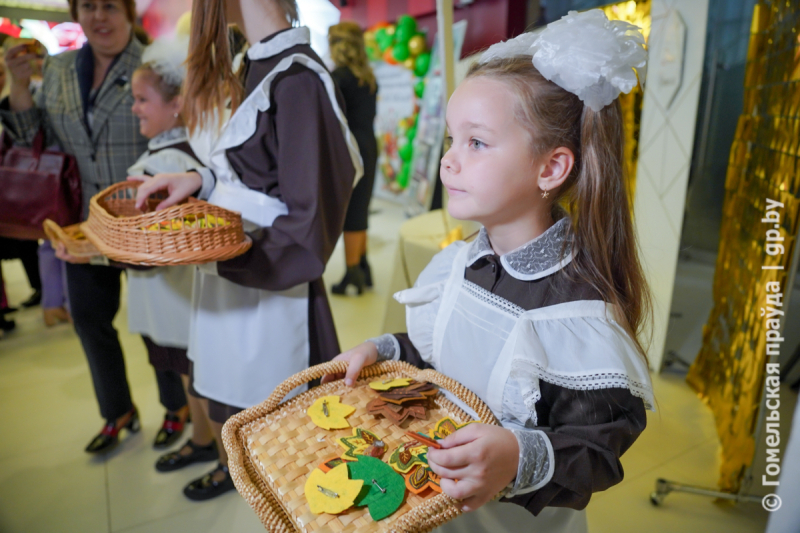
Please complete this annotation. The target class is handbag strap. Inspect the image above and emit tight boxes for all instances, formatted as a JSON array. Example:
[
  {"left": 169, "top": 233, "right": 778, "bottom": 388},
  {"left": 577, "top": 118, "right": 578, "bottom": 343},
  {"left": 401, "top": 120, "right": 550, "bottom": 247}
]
[
  {"left": 0, "top": 128, "right": 46, "bottom": 158},
  {"left": 31, "top": 129, "right": 45, "bottom": 157},
  {"left": 0, "top": 130, "right": 12, "bottom": 157}
]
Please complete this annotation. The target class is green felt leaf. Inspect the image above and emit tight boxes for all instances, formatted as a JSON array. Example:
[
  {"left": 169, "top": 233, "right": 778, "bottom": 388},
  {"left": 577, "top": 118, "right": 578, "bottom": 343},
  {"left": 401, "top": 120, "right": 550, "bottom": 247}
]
[{"left": 347, "top": 456, "right": 406, "bottom": 521}]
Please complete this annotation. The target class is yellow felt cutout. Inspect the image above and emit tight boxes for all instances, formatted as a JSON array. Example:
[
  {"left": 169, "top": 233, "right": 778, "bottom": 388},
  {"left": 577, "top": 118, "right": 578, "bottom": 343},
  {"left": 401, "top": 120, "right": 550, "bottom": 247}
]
[
  {"left": 308, "top": 396, "right": 355, "bottom": 430},
  {"left": 369, "top": 377, "right": 413, "bottom": 391},
  {"left": 433, "top": 416, "right": 476, "bottom": 439},
  {"left": 337, "top": 427, "right": 384, "bottom": 460},
  {"left": 305, "top": 464, "right": 363, "bottom": 515}
]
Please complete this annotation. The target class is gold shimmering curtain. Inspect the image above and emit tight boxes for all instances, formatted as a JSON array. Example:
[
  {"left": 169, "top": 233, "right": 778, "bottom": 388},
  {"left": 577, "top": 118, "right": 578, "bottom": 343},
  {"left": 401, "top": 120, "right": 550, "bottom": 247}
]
[
  {"left": 601, "top": 0, "right": 651, "bottom": 202},
  {"left": 687, "top": 1, "right": 800, "bottom": 494}
]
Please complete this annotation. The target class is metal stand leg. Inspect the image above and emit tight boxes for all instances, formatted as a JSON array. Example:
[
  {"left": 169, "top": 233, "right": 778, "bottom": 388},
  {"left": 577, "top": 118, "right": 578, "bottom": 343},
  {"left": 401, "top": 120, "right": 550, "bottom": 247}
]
[{"left": 650, "top": 478, "right": 763, "bottom": 506}]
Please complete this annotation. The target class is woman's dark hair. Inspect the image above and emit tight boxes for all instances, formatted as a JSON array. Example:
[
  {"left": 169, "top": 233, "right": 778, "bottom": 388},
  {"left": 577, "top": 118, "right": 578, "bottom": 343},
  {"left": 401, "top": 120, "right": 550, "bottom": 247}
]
[
  {"left": 69, "top": 0, "right": 137, "bottom": 24},
  {"left": 133, "top": 25, "right": 151, "bottom": 45}
]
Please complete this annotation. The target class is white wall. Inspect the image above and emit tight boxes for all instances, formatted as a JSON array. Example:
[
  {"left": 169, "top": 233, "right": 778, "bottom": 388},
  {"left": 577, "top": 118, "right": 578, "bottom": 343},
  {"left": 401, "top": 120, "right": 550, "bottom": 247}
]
[{"left": 634, "top": 0, "right": 710, "bottom": 371}]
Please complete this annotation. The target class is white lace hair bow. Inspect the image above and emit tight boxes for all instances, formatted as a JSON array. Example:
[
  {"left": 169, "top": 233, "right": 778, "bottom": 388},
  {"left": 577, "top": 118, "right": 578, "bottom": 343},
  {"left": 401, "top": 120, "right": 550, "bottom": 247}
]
[
  {"left": 141, "top": 35, "right": 190, "bottom": 90},
  {"left": 479, "top": 10, "right": 647, "bottom": 112}
]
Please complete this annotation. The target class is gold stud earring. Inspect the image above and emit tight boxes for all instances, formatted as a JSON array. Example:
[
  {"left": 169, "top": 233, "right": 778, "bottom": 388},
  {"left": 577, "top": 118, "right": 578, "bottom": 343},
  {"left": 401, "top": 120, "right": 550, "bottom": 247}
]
[{"left": 541, "top": 188, "right": 549, "bottom": 199}]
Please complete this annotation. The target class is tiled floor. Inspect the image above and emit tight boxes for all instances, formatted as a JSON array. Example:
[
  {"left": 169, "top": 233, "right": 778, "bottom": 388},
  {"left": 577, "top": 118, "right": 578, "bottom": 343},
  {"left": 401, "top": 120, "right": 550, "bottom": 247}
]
[{"left": 0, "top": 199, "right": 778, "bottom": 532}]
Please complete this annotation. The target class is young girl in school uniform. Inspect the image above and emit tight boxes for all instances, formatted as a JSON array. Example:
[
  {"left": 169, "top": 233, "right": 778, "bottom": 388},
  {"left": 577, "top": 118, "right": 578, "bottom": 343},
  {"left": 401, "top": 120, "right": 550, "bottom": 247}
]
[
  {"left": 134, "top": 0, "right": 362, "bottom": 501},
  {"left": 324, "top": 10, "right": 655, "bottom": 532},
  {"left": 125, "top": 38, "right": 227, "bottom": 465}
]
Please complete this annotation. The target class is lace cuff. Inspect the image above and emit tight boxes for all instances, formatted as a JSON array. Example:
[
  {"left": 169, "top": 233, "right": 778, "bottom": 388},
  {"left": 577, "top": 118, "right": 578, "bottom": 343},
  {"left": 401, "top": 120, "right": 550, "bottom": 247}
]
[
  {"left": 506, "top": 428, "right": 554, "bottom": 496},
  {"left": 192, "top": 167, "right": 216, "bottom": 201},
  {"left": 367, "top": 334, "right": 401, "bottom": 361}
]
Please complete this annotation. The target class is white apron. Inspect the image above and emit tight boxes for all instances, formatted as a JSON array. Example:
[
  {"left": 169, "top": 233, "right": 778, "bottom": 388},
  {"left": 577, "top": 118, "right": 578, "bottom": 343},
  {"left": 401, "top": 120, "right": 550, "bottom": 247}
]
[
  {"left": 126, "top": 130, "right": 203, "bottom": 349},
  {"left": 127, "top": 266, "right": 194, "bottom": 348},
  {"left": 396, "top": 244, "right": 588, "bottom": 533},
  {"left": 189, "top": 28, "right": 363, "bottom": 409}
]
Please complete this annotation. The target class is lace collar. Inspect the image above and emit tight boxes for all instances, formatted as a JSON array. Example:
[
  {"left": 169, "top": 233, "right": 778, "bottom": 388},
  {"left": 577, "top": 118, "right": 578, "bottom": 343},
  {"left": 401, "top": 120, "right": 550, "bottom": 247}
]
[
  {"left": 148, "top": 127, "right": 187, "bottom": 151},
  {"left": 466, "top": 217, "right": 574, "bottom": 281},
  {"left": 248, "top": 27, "right": 310, "bottom": 61}
]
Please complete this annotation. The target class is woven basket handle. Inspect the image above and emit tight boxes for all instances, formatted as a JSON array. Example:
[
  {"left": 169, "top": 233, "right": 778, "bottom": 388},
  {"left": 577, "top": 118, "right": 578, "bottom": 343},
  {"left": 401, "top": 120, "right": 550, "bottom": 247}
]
[
  {"left": 261, "top": 360, "right": 500, "bottom": 426},
  {"left": 43, "top": 219, "right": 64, "bottom": 244}
]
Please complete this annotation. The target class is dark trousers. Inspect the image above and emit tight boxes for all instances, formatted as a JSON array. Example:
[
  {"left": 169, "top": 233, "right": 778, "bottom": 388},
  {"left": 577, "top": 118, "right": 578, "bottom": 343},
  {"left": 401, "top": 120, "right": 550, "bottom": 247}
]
[
  {"left": 0, "top": 237, "right": 41, "bottom": 292},
  {"left": 66, "top": 262, "right": 132, "bottom": 421},
  {"left": 153, "top": 368, "right": 188, "bottom": 412}
]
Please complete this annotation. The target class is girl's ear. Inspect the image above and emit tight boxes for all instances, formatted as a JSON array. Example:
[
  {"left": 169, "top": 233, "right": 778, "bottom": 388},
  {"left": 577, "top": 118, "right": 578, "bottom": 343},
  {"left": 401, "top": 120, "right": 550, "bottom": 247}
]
[
  {"left": 537, "top": 146, "right": 575, "bottom": 192},
  {"left": 170, "top": 94, "right": 184, "bottom": 118}
]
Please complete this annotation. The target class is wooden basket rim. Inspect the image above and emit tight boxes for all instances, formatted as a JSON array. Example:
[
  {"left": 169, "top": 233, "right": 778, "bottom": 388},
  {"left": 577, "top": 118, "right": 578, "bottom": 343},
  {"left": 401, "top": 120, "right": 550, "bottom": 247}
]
[
  {"left": 221, "top": 360, "right": 500, "bottom": 533},
  {"left": 43, "top": 219, "right": 99, "bottom": 258},
  {"left": 89, "top": 181, "right": 243, "bottom": 228},
  {"left": 80, "top": 223, "right": 252, "bottom": 266}
]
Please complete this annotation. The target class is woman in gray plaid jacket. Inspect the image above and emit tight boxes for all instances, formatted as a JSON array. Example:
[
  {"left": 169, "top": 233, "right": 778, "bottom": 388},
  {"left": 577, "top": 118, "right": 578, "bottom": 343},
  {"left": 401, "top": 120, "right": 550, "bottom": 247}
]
[{"left": 1, "top": 0, "right": 153, "bottom": 453}]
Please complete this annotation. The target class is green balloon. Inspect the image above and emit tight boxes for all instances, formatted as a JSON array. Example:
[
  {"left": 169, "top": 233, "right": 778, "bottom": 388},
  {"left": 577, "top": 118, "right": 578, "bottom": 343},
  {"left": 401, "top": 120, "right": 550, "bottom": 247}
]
[
  {"left": 414, "top": 51, "right": 431, "bottom": 77},
  {"left": 399, "top": 142, "right": 413, "bottom": 162},
  {"left": 397, "top": 14, "right": 417, "bottom": 36},
  {"left": 394, "top": 24, "right": 414, "bottom": 45},
  {"left": 406, "top": 125, "right": 417, "bottom": 142},
  {"left": 397, "top": 162, "right": 411, "bottom": 188},
  {"left": 414, "top": 80, "right": 425, "bottom": 98},
  {"left": 376, "top": 28, "right": 392, "bottom": 51},
  {"left": 392, "top": 42, "right": 410, "bottom": 62}
]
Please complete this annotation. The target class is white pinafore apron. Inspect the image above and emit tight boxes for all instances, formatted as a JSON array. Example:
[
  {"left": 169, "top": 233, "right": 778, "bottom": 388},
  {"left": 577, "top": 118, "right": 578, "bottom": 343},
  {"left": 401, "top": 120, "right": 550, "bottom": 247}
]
[
  {"left": 189, "top": 30, "right": 364, "bottom": 409},
  {"left": 395, "top": 244, "right": 588, "bottom": 533}
]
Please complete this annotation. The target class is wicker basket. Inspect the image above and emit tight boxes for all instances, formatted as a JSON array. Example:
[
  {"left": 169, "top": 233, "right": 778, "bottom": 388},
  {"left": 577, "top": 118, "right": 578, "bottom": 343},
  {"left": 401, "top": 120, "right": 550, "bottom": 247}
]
[
  {"left": 81, "top": 182, "right": 251, "bottom": 266},
  {"left": 222, "top": 360, "right": 500, "bottom": 533},
  {"left": 43, "top": 219, "right": 99, "bottom": 258}
]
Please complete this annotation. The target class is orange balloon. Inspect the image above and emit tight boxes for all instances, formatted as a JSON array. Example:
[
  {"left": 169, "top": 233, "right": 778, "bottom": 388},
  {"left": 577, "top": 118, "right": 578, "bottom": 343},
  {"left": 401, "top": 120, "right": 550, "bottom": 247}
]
[{"left": 383, "top": 47, "right": 398, "bottom": 64}]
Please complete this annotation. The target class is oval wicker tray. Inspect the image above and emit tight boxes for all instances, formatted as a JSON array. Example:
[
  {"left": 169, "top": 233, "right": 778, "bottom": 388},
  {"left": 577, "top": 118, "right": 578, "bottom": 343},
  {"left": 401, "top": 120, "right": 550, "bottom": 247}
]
[
  {"left": 222, "top": 361, "right": 500, "bottom": 533},
  {"left": 82, "top": 182, "right": 251, "bottom": 266},
  {"left": 43, "top": 219, "right": 100, "bottom": 258}
]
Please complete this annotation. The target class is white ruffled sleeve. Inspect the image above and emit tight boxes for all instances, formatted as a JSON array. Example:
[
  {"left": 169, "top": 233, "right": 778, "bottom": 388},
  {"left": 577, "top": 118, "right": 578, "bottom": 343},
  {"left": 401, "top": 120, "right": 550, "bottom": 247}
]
[
  {"left": 392, "top": 241, "right": 466, "bottom": 365},
  {"left": 498, "top": 300, "right": 655, "bottom": 430}
]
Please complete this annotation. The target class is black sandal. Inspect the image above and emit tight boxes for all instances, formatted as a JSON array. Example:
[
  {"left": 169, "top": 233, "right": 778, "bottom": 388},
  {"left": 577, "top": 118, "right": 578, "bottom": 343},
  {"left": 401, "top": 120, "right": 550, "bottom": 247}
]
[
  {"left": 183, "top": 463, "right": 235, "bottom": 501},
  {"left": 155, "top": 439, "right": 218, "bottom": 472}
]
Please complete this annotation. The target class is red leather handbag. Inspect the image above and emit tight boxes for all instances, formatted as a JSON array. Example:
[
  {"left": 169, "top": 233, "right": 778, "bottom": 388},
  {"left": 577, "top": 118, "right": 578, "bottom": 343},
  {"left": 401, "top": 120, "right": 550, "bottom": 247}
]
[{"left": 0, "top": 130, "right": 82, "bottom": 240}]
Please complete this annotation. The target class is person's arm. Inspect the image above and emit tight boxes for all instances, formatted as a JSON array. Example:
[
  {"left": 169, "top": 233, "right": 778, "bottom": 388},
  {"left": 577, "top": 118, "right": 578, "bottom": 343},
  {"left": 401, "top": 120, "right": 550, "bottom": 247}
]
[
  {"left": 502, "top": 385, "right": 647, "bottom": 514},
  {"left": 215, "top": 67, "right": 355, "bottom": 290},
  {"left": 368, "top": 332, "right": 430, "bottom": 370}
]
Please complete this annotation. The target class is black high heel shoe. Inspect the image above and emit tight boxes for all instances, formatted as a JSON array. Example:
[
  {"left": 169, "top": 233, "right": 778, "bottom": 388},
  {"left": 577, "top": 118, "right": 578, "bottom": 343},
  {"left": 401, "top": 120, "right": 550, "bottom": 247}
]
[
  {"left": 360, "top": 254, "right": 373, "bottom": 289},
  {"left": 331, "top": 265, "right": 367, "bottom": 296},
  {"left": 84, "top": 407, "right": 140, "bottom": 454},
  {"left": 153, "top": 409, "right": 189, "bottom": 449}
]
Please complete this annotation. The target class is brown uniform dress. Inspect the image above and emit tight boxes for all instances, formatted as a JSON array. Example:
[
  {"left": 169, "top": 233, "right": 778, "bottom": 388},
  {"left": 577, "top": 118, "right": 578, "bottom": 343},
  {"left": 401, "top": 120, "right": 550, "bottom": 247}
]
[
  {"left": 192, "top": 30, "right": 356, "bottom": 423},
  {"left": 392, "top": 223, "right": 648, "bottom": 518}
]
